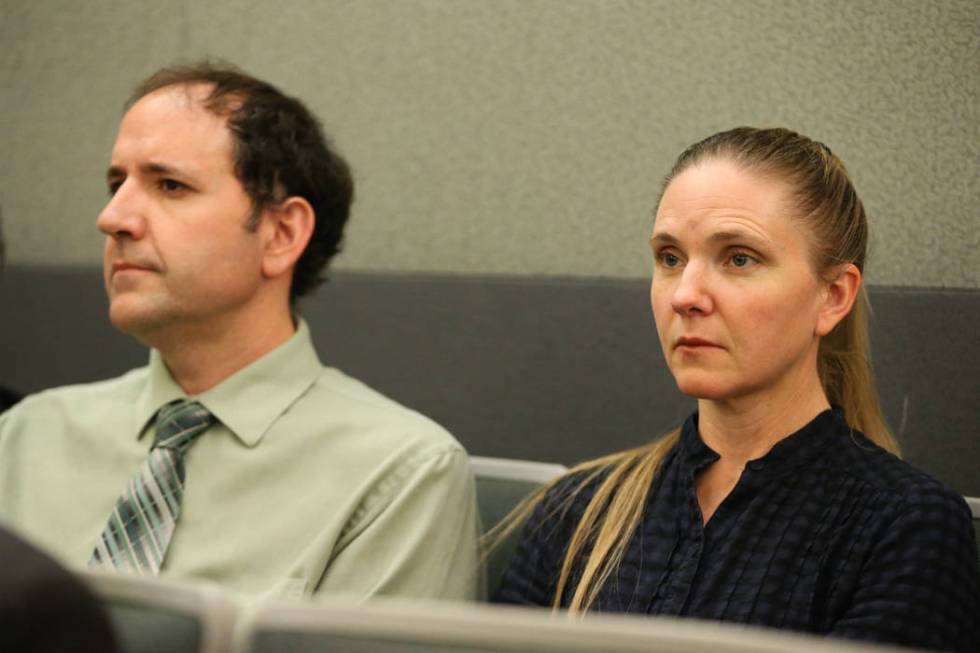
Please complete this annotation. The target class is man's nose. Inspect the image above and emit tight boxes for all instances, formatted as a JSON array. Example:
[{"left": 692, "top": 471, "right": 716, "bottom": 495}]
[{"left": 96, "top": 182, "right": 146, "bottom": 240}]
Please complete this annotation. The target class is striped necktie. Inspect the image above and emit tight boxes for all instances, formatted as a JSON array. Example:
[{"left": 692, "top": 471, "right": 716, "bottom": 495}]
[{"left": 90, "top": 399, "right": 215, "bottom": 574}]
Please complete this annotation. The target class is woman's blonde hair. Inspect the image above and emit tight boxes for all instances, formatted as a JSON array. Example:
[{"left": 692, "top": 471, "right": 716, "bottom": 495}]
[{"left": 487, "top": 127, "right": 898, "bottom": 613}]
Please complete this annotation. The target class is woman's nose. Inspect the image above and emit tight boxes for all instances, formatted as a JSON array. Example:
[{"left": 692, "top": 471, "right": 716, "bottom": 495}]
[{"left": 671, "top": 264, "right": 713, "bottom": 315}]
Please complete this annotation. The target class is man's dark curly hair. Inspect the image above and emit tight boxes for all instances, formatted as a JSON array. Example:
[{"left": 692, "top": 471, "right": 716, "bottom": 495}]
[
  {"left": 127, "top": 60, "right": 354, "bottom": 303},
  {"left": 0, "top": 206, "right": 6, "bottom": 270}
]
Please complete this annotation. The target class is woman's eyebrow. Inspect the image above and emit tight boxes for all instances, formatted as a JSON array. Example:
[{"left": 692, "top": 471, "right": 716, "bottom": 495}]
[
  {"left": 649, "top": 232, "right": 678, "bottom": 246},
  {"left": 649, "top": 230, "right": 771, "bottom": 247},
  {"left": 708, "top": 229, "right": 771, "bottom": 247}
]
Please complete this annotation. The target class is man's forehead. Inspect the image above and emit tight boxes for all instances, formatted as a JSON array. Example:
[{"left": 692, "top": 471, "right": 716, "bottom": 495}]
[
  {"left": 111, "top": 84, "right": 236, "bottom": 172},
  {"left": 125, "top": 82, "right": 221, "bottom": 120}
]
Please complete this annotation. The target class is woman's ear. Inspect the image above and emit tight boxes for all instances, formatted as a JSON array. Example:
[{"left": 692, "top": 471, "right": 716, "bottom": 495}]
[
  {"left": 815, "top": 263, "right": 862, "bottom": 336},
  {"left": 260, "top": 196, "right": 315, "bottom": 280}
]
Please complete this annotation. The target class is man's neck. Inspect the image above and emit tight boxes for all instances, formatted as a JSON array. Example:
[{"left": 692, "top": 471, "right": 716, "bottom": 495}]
[{"left": 150, "top": 308, "right": 296, "bottom": 396}]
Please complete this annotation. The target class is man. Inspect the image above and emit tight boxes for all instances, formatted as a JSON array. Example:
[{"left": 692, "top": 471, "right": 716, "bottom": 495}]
[
  {"left": 0, "top": 62, "right": 481, "bottom": 601},
  {"left": 0, "top": 207, "right": 23, "bottom": 412}
]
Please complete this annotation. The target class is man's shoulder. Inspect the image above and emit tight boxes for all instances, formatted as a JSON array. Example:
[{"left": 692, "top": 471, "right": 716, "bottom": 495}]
[
  {"left": 1, "top": 367, "right": 149, "bottom": 427},
  {"left": 299, "top": 365, "right": 462, "bottom": 452}
]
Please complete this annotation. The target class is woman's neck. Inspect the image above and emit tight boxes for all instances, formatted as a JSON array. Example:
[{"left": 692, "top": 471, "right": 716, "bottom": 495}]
[
  {"left": 693, "top": 372, "right": 830, "bottom": 525},
  {"left": 697, "top": 371, "right": 831, "bottom": 466}
]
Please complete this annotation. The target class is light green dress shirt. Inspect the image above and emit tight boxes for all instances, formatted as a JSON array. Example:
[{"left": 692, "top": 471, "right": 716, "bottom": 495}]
[{"left": 0, "top": 320, "right": 481, "bottom": 601}]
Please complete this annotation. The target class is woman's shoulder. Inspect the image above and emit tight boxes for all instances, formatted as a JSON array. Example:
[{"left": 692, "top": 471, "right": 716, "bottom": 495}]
[
  {"left": 828, "top": 428, "right": 970, "bottom": 521},
  {"left": 492, "top": 460, "right": 622, "bottom": 606},
  {"left": 529, "top": 463, "right": 613, "bottom": 531},
  {"left": 529, "top": 439, "right": 678, "bottom": 535},
  {"left": 823, "top": 433, "right": 980, "bottom": 649}
]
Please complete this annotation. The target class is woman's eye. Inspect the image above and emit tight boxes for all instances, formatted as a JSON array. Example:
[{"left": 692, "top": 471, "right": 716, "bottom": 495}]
[{"left": 729, "top": 252, "right": 757, "bottom": 268}]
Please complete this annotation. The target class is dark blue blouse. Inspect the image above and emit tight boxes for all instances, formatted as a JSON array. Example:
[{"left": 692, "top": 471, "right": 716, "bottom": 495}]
[{"left": 494, "top": 409, "right": 980, "bottom": 652}]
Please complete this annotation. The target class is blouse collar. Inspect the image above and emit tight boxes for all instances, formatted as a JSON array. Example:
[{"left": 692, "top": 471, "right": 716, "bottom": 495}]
[{"left": 676, "top": 407, "right": 846, "bottom": 478}]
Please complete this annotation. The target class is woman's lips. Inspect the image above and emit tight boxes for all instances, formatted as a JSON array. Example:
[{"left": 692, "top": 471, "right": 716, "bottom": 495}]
[{"left": 674, "top": 337, "right": 723, "bottom": 350}]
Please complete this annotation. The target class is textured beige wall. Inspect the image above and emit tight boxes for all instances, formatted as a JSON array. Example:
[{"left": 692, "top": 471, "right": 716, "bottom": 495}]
[{"left": 2, "top": 0, "right": 977, "bottom": 287}]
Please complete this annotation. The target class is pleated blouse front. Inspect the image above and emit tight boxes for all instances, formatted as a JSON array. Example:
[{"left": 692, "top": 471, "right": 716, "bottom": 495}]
[{"left": 495, "top": 409, "right": 980, "bottom": 651}]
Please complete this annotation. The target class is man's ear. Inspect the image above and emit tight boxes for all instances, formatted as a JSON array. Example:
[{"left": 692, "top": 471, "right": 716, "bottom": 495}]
[
  {"left": 815, "top": 263, "right": 862, "bottom": 336},
  {"left": 260, "top": 197, "right": 315, "bottom": 280}
]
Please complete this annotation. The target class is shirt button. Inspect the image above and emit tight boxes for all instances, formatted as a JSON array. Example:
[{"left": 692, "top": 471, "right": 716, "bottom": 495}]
[{"left": 747, "top": 460, "right": 765, "bottom": 471}]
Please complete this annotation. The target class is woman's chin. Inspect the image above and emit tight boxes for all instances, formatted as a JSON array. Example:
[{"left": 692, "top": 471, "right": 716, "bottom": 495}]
[{"left": 673, "top": 376, "right": 735, "bottom": 402}]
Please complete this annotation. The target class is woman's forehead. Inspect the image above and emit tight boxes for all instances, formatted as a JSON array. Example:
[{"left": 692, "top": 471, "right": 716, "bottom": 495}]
[
  {"left": 652, "top": 160, "right": 808, "bottom": 252},
  {"left": 659, "top": 159, "right": 792, "bottom": 212}
]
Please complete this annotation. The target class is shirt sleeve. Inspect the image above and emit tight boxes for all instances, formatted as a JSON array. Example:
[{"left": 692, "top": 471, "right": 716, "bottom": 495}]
[
  {"left": 828, "top": 486, "right": 980, "bottom": 652},
  {"left": 313, "top": 446, "right": 483, "bottom": 601}
]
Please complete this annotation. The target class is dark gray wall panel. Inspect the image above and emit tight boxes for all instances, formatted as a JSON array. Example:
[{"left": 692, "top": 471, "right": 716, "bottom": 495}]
[
  {"left": 0, "top": 266, "right": 146, "bottom": 391},
  {"left": 867, "top": 287, "right": 980, "bottom": 499},
  {"left": 0, "top": 266, "right": 976, "bottom": 496}
]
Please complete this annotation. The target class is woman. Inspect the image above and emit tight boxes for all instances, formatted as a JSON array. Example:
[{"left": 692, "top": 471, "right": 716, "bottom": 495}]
[{"left": 493, "top": 127, "right": 979, "bottom": 651}]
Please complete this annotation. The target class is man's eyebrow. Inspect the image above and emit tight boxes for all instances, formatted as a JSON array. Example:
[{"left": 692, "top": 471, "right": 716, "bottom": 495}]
[
  {"left": 106, "top": 165, "right": 125, "bottom": 182},
  {"left": 142, "top": 162, "right": 182, "bottom": 176},
  {"left": 106, "top": 162, "right": 186, "bottom": 182}
]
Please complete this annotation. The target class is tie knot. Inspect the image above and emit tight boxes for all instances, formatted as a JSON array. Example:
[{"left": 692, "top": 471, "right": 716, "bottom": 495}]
[{"left": 153, "top": 399, "right": 215, "bottom": 455}]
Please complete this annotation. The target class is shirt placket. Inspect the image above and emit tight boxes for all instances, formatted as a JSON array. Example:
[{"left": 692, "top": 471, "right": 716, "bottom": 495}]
[{"left": 652, "top": 464, "right": 706, "bottom": 615}]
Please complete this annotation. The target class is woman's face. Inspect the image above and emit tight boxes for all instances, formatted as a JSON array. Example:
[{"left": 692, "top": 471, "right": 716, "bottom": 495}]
[{"left": 650, "top": 158, "right": 829, "bottom": 404}]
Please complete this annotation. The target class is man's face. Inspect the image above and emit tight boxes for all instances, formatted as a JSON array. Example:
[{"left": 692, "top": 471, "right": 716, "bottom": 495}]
[{"left": 97, "top": 84, "right": 266, "bottom": 343}]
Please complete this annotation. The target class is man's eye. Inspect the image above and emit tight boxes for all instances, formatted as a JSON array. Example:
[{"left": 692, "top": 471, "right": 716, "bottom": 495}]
[
  {"left": 660, "top": 252, "right": 681, "bottom": 268},
  {"left": 107, "top": 183, "right": 121, "bottom": 197},
  {"left": 161, "top": 179, "right": 186, "bottom": 193}
]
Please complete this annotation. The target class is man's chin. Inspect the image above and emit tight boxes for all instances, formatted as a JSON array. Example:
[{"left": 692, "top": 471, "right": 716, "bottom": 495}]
[{"left": 107, "top": 300, "right": 169, "bottom": 344}]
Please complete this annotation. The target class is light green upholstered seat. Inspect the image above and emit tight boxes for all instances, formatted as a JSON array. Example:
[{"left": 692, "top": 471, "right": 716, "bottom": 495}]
[
  {"left": 239, "top": 594, "right": 910, "bottom": 653},
  {"left": 470, "top": 456, "right": 567, "bottom": 596},
  {"left": 77, "top": 570, "right": 237, "bottom": 653}
]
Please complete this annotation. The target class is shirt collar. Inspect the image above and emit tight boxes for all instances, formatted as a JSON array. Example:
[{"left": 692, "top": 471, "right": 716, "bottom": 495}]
[
  {"left": 135, "top": 319, "right": 323, "bottom": 447},
  {"left": 676, "top": 408, "right": 843, "bottom": 477},
  {"left": 754, "top": 407, "right": 843, "bottom": 473},
  {"left": 677, "top": 413, "right": 719, "bottom": 474}
]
